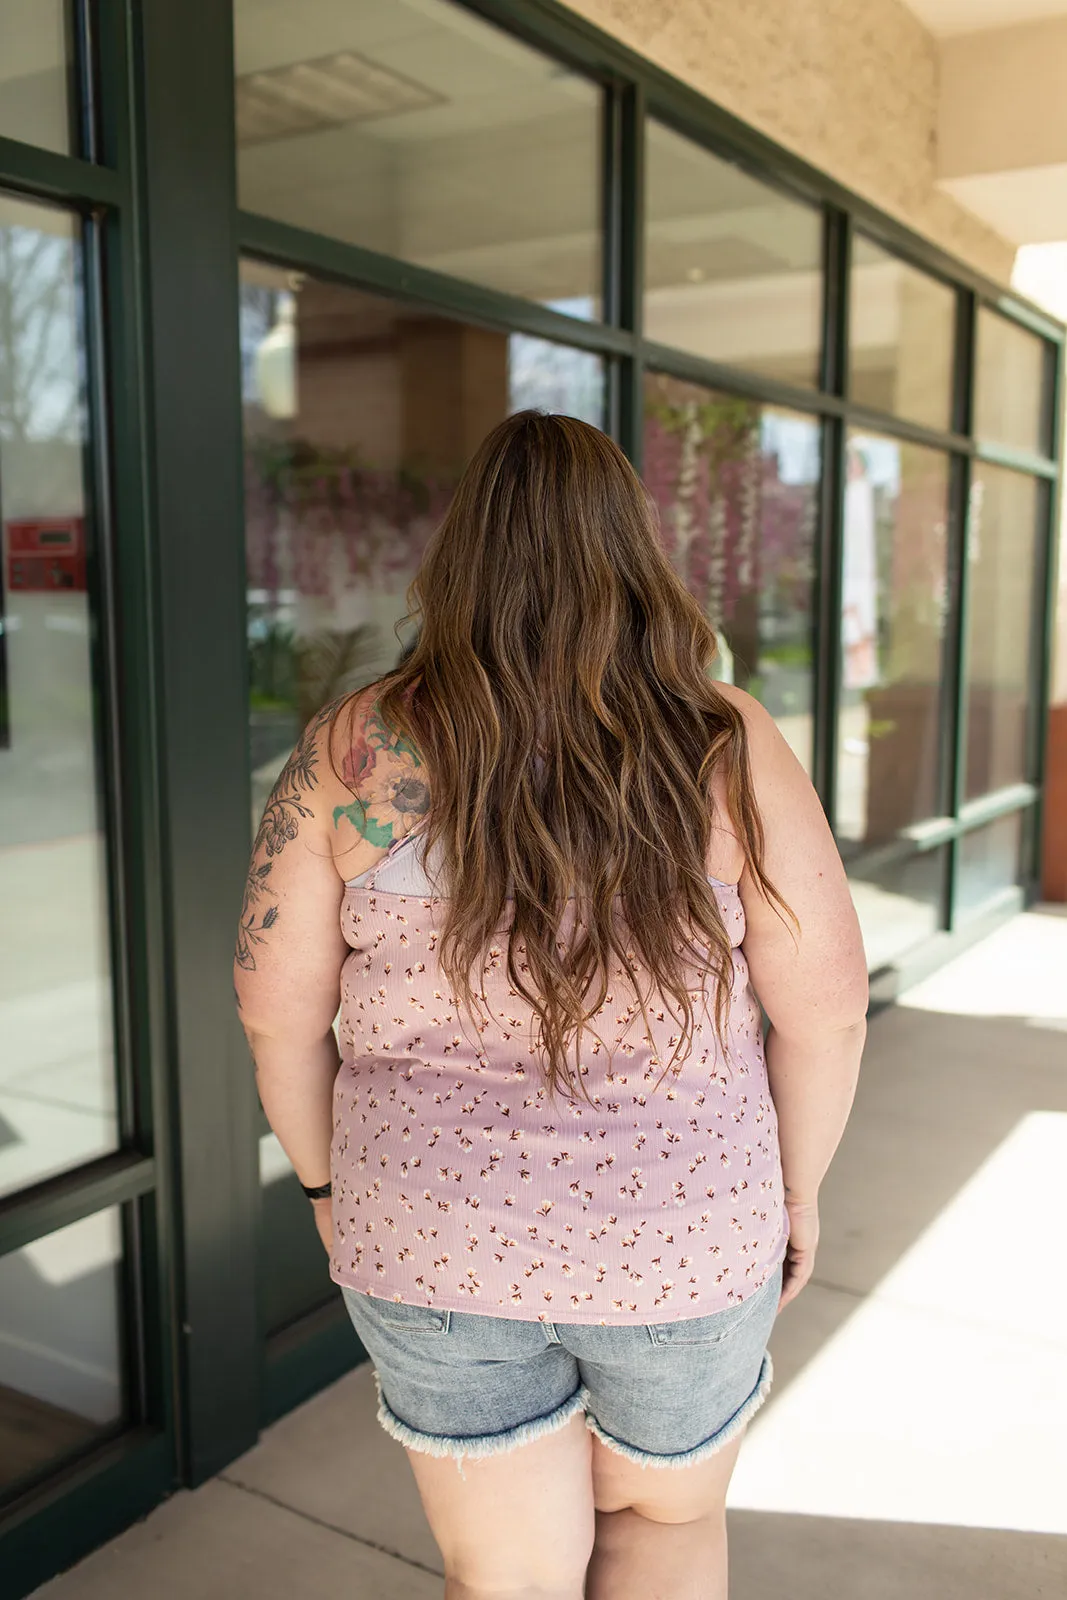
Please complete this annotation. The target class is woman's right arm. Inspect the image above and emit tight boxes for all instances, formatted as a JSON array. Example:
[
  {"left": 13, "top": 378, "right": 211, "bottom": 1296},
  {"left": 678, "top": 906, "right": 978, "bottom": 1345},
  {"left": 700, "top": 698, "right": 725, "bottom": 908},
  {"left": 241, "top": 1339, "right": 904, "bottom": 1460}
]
[{"left": 717, "top": 685, "right": 869, "bottom": 1311}]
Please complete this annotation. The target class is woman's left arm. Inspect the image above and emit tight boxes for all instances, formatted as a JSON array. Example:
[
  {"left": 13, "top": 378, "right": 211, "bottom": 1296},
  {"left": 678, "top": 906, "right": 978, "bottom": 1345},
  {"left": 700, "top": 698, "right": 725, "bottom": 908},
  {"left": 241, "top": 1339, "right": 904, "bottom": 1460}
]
[{"left": 234, "top": 709, "right": 350, "bottom": 1210}]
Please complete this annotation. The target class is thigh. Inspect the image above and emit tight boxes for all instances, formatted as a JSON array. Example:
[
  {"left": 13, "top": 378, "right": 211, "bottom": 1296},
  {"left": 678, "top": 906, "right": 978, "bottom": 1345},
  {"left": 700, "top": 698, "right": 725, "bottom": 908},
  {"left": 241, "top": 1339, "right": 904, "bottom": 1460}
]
[
  {"left": 591, "top": 1426, "right": 745, "bottom": 1523},
  {"left": 409, "top": 1412, "right": 596, "bottom": 1590}
]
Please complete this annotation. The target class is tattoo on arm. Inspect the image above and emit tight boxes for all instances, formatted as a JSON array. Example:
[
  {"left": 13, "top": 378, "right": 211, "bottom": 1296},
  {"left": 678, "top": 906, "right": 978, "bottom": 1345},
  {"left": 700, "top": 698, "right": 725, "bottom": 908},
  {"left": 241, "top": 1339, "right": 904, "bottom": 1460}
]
[
  {"left": 333, "top": 705, "right": 429, "bottom": 843},
  {"left": 236, "top": 702, "right": 333, "bottom": 972}
]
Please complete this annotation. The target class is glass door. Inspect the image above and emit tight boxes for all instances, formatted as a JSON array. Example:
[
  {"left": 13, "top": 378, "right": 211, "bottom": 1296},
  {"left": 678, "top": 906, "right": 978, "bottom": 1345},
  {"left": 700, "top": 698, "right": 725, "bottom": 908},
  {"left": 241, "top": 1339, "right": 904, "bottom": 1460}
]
[
  {"left": 0, "top": 194, "right": 142, "bottom": 1509},
  {"left": 232, "top": 0, "right": 610, "bottom": 1403},
  {"left": 239, "top": 261, "right": 606, "bottom": 1343}
]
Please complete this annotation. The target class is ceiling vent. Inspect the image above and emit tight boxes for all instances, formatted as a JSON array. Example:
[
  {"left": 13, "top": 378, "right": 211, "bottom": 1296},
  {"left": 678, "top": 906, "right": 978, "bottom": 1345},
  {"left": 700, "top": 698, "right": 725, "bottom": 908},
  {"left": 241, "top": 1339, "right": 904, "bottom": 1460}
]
[{"left": 236, "top": 50, "right": 442, "bottom": 146}]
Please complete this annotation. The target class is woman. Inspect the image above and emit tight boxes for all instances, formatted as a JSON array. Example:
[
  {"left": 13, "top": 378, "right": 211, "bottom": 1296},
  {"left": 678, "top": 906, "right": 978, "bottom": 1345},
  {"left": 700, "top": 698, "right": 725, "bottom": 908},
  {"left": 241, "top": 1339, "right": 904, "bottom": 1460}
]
[{"left": 235, "top": 411, "right": 868, "bottom": 1600}]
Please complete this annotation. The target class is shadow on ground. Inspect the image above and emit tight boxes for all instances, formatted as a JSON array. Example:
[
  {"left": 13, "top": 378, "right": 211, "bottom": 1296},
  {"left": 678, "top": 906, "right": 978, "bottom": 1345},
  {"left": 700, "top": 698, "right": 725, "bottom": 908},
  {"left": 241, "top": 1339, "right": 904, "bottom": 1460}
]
[{"left": 35, "top": 913, "right": 1067, "bottom": 1598}]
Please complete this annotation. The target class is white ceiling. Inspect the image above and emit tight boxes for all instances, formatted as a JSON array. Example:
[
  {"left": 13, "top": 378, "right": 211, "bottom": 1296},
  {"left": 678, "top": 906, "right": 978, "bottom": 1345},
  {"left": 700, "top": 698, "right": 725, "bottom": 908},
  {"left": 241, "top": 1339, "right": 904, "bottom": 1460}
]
[{"left": 904, "top": 0, "right": 1067, "bottom": 36}]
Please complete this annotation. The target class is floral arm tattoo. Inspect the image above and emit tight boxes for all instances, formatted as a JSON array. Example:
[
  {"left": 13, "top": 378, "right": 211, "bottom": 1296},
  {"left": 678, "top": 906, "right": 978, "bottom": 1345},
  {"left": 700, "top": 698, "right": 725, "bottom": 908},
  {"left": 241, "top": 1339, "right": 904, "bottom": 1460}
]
[
  {"left": 236, "top": 700, "right": 429, "bottom": 973},
  {"left": 332, "top": 706, "right": 429, "bottom": 844},
  {"left": 235, "top": 701, "right": 333, "bottom": 972}
]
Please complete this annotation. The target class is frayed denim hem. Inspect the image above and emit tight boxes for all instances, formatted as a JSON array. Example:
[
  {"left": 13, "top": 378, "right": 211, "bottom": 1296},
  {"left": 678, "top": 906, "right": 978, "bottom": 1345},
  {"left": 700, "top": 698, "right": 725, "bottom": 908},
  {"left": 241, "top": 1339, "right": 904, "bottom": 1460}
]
[
  {"left": 371, "top": 1369, "right": 586, "bottom": 1480},
  {"left": 581, "top": 1349, "right": 774, "bottom": 1471}
]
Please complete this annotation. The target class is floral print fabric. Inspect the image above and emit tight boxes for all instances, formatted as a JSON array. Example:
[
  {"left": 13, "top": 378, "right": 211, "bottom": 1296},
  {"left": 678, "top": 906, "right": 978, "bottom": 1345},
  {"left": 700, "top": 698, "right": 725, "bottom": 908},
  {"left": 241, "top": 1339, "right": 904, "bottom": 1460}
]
[{"left": 330, "top": 831, "right": 788, "bottom": 1325}]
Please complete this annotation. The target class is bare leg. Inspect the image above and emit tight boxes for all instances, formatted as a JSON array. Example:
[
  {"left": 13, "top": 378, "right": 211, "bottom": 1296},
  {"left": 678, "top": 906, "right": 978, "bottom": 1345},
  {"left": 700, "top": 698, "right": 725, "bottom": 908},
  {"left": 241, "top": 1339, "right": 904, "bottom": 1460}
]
[
  {"left": 585, "top": 1428, "right": 746, "bottom": 1600},
  {"left": 405, "top": 1411, "right": 595, "bottom": 1600}
]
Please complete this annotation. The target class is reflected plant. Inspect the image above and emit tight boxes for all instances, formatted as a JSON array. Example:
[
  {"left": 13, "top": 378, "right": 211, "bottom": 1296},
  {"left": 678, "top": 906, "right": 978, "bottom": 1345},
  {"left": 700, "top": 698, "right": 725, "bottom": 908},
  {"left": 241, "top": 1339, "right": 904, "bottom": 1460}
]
[
  {"left": 244, "top": 436, "right": 457, "bottom": 602},
  {"left": 293, "top": 624, "right": 379, "bottom": 726},
  {"left": 248, "top": 619, "right": 297, "bottom": 711},
  {"left": 866, "top": 713, "right": 900, "bottom": 742},
  {"left": 248, "top": 619, "right": 380, "bottom": 724},
  {"left": 644, "top": 386, "right": 761, "bottom": 630},
  {"left": 0, "top": 221, "right": 81, "bottom": 444},
  {"left": 642, "top": 380, "right": 816, "bottom": 698}
]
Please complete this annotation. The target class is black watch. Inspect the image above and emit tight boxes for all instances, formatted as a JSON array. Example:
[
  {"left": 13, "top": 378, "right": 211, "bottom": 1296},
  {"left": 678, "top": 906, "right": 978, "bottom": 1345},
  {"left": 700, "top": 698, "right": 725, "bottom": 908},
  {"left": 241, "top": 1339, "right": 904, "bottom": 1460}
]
[{"left": 301, "top": 1180, "right": 332, "bottom": 1199}]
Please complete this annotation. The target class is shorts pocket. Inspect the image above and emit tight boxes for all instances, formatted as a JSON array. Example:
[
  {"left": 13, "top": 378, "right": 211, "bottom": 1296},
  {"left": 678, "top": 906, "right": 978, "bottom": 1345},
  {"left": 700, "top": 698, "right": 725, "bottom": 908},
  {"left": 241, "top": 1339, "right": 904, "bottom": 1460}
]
[
  {"left": 647, "top": 1267, "right": 779, "bottom": 1347},
  {"left": 344, "top": 1290, "right": 451, "bottom": 1336}
]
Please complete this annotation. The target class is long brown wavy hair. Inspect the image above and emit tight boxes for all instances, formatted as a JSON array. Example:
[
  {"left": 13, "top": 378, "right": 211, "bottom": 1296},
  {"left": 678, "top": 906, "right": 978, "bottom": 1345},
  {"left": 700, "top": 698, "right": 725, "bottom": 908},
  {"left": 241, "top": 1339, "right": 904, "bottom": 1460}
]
[{"left": 337, "top": 410, "right": 789, "bottom": 1102}]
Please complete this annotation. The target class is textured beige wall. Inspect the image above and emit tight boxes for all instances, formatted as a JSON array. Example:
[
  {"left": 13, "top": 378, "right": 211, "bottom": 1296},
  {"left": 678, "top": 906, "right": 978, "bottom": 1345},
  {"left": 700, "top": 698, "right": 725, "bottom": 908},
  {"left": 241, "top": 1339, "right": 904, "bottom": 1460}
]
[{"left": 562, "top": 0, "right": 1017, "bottom": 284}]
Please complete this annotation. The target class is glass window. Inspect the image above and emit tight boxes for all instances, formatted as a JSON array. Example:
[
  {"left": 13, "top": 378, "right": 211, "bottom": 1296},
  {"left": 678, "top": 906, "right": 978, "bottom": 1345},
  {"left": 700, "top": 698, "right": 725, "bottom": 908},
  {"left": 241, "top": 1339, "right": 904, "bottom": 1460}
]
[
  {"left": 974, "top": 309, "right": 1051, "bottom": 457},
  {"left": 963, "top": 467, "right": 1041, "bottom": 800},
  {"left": 0, "top": 1208, "right": 125, "bottom": 1495},
  {"left": 644, "top": 122, "right": 823, "bottom": 388},
  {"left": 259, "top": 1132, "right": 336, "bottom": 1334},
  {"left": 836, "top": 436, "right": 951, "bottom": 848},
  {"left": 242, "top": 261, "right": 603, "bottom": 1323},
  {"left": 234, "top": 0, "right": 602, "bottom": 318},
  {"left": 0, "top": 196, "right": 118, "bottom": 1200},
  {"left": 849, "top": 239, "right": 956, "bottom": 431},
  {"left": 848, "top": 845, "right": 946, "bottom": 971},
  {"left": 0, "top": 1, "right": 71, "bottom": 153},
  {"left": 242, "top": 261, "right": 605, "bottom": 823},
  {"left": 955, "top": 812, "right": 1024, "bottom": 920},
  {"left": 643, "top": 373, "right": 820, "bottom": 772}
]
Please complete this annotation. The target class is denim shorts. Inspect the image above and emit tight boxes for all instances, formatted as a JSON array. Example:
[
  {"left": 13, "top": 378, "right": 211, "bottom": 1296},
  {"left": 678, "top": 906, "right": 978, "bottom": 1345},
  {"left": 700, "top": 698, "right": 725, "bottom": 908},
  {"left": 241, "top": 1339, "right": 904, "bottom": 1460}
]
[{"left": 340, "top": 1257, "right": 783, "bottom": 1473}]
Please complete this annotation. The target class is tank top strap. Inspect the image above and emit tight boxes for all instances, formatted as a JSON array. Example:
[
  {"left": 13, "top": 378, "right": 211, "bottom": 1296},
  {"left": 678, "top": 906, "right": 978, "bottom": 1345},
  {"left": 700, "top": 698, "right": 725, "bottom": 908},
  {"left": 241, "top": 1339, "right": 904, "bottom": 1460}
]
[{"left": 361, "top": 816, "right": 431, "bottom": 890}]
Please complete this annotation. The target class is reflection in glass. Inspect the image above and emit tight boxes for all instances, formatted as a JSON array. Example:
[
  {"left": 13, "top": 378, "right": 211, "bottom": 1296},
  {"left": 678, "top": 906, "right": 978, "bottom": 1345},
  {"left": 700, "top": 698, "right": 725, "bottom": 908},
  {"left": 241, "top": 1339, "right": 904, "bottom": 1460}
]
[
  {"left": 242, "top": 263, "right": 605, "bottom": 821},
  {"left": 242, "top": 262, "right": 603, "bottom": 1324},
  {"left": 642, "top": 373, "right": 819, "bottom": 772},
  {"left": 956, "top": 813, "right": 1023, "bottom": 919},
  {"left": 508, "top": 335, "right": 603, "bottom": 427},
  {"left": 234, "top": 0, "right": 601, "bottom": 317},
  {"left": 644, "top": 122, "right": 824, "bottom": 387},
  {"left": 259, "top": 1133, "right": 335, "bottom": 1335},
  {"left": 0, "top": 198, "right": 118, "bottom": 1199},
  {"left": 974, "top": 310, "right": 1051, "bottom": 457},
  {"left": 848, "top": 846, "right": 946, "bottom": 971},
  {"left": 836, "top": 436, "right": 951, "bottom": 848},
  {"left": 0, "top": 1208, "right": 124, "bottom": 1493},
  {"left": 963, "top": 467, "right": 1040, "bottom": 800},
  {"left": 0, "top": 1, "right": 71, "bottom": 153},
  {"left": 849, "top": 238, "right": 956, "bottom": 431}
]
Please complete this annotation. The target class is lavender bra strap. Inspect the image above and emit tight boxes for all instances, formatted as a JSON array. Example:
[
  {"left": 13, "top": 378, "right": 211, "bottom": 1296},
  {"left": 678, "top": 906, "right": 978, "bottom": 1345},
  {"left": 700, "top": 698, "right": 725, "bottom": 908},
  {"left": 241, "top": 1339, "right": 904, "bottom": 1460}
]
[{"left": 361, "top": 818, "right": 431, "bottom": 891}]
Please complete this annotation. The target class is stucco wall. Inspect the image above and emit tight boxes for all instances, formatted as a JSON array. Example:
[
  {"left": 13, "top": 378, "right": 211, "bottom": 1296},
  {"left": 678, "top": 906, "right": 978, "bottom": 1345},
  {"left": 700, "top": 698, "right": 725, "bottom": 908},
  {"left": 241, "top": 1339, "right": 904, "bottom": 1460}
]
[{"left": 562, "top": 0, "right": 1017, "bottom": 285}]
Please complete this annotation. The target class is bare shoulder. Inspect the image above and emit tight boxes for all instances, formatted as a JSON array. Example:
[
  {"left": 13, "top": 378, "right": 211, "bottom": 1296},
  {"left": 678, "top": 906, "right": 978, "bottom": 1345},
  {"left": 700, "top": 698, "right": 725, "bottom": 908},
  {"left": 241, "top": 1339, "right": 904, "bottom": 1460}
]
[
  {"left": 698, "top": 684, "right": 782, "bottom": 884},
  {"left": 711, "top": 682, "right": 828, "bottom": 862},
  {"left": 713, "top": 682, "right": 794, "bottom": 774},
  {"left": 235, "top": 688, "right": 429, "bottom": 982},
  {"left": 707, "top": 683, "right": 803, "bottom": 832},
  {"left": 324, "top": 687, "right": 430, "bottom": 877}
]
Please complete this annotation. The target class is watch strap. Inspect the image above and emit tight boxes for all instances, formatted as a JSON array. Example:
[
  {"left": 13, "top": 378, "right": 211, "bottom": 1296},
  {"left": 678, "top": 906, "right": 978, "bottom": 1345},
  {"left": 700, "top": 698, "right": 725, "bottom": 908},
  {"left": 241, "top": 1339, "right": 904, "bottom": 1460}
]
[{"left": 301, "top": 1180, "right": 332, "bottom": 1199}]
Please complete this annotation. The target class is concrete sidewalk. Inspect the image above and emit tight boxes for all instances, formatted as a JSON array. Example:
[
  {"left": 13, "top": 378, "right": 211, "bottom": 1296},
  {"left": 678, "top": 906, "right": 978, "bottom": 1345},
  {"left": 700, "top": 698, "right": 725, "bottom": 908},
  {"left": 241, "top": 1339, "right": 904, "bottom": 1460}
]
[{"left": 36, "top": 909, "right": 1067, "bottom": 1599}]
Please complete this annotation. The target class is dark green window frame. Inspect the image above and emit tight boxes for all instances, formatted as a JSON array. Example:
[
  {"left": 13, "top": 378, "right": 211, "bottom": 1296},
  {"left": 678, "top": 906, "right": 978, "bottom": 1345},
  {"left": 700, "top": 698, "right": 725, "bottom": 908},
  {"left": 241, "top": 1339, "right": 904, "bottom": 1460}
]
[
  {"left": 0, "top": 0, "right": 255, "bottom": 1589},
  {"left": 0, "top": 1, "right": 1061, "bottom": 1594},
  {"left": 237, "top": 0, "right": 1063, "bottom": 947},
  {"left": 0, "top": 1, "right": 181, "bottom": 1592}
]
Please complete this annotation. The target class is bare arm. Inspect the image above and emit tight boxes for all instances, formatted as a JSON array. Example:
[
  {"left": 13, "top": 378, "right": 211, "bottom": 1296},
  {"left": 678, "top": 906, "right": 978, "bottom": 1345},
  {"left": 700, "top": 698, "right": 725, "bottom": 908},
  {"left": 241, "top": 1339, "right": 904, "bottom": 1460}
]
[
  {"left": 234, "top": 693, "right": 431, "bottom": 1242},
  {"left": 234, "top": 703, "right": 350, "bottom": 1196},
  {"left": 717, "top": 686, "right": 869, "bottom": 1304}
]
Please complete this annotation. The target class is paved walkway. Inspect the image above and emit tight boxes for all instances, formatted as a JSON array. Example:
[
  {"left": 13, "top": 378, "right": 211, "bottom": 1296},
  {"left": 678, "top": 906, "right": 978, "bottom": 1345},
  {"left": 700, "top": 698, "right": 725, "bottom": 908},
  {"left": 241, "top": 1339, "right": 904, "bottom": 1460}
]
[{"left": 36, "top": 909, "right": 1067, "bottom": 1599}]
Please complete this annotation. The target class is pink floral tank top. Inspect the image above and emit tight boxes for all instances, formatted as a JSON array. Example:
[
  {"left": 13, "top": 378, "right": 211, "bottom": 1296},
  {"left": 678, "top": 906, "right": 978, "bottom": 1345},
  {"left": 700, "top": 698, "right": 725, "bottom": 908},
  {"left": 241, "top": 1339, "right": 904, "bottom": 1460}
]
[{"left": 329, "top": 825, "right": 788, "bottom": 1325}]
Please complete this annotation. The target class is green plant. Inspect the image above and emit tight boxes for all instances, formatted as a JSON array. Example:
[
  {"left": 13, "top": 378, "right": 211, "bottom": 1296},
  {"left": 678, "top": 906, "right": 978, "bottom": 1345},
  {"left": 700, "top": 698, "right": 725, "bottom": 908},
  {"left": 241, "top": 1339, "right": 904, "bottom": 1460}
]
[
  {"left": 293, "top": 624, "right": 379, "bottom": 726},
  {"left": 248, "top": 620, "right": 297, "bottom": 710},
  {"left": 247, "top": 620, "right": 380, "bottom": 723}
]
